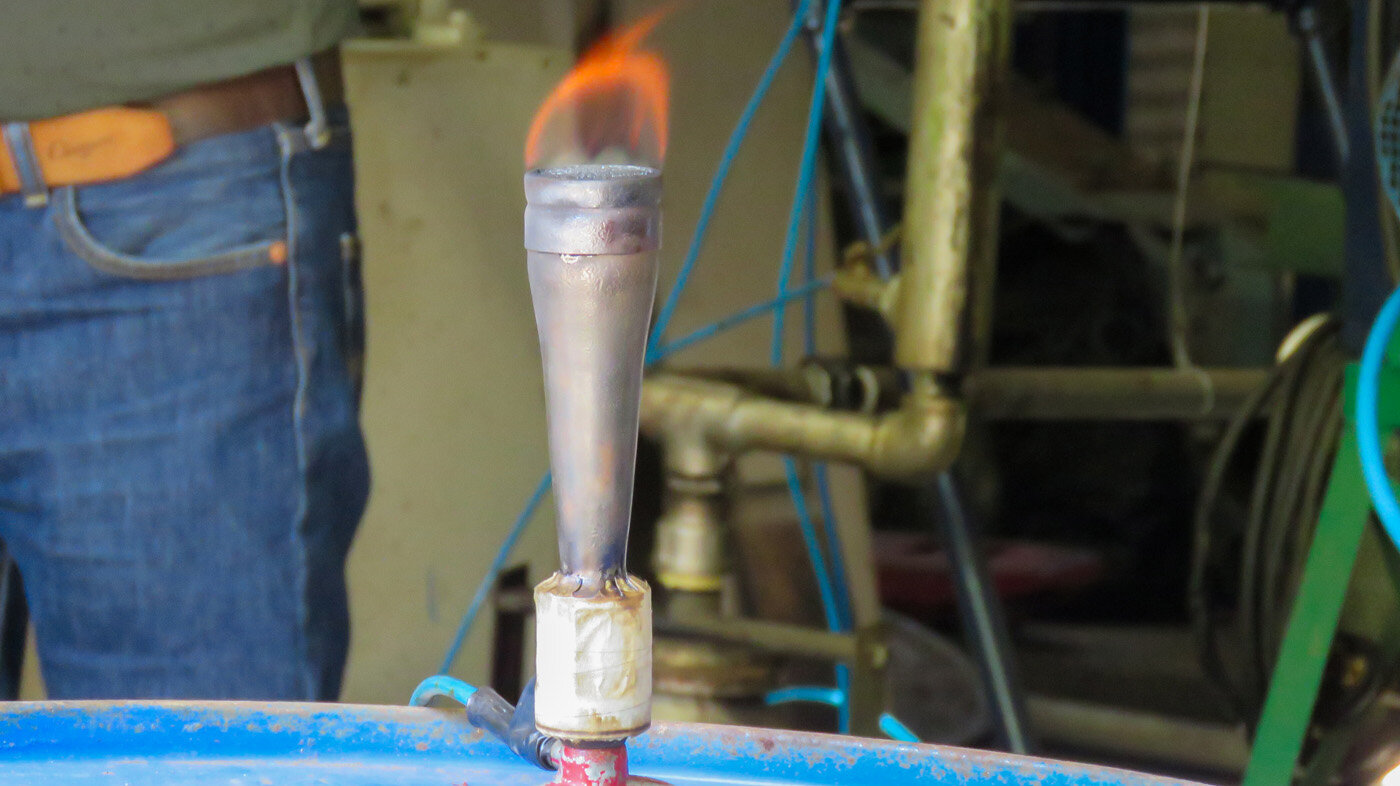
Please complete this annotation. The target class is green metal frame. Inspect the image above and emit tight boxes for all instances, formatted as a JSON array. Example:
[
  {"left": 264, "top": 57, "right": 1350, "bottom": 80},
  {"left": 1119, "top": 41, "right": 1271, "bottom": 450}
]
[{"left": 1244, "top": 359, "right": 1400, "bottom": 785}]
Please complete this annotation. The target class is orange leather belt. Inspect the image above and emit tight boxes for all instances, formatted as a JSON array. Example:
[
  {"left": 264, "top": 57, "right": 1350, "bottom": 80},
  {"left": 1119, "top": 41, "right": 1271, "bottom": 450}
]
[{"left": 0, "top": 50, "right": 343, "bottom": 198}]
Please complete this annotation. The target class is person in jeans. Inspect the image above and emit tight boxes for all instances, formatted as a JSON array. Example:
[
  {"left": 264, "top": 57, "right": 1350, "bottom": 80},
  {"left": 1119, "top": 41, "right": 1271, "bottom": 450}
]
[{"left": 0, "top": 1, "right": 370, "bottom": 700}]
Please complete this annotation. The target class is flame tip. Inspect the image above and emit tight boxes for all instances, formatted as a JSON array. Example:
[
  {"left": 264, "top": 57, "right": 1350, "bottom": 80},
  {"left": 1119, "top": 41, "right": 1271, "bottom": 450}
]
[{"left": 525, "top": 9, "right": 673, "bottom": 170}]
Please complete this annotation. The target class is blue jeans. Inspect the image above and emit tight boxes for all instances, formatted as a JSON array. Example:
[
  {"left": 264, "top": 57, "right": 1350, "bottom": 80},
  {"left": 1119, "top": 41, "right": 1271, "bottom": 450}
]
[{"left": 0, "top": 111, "right": 369, "bottom": 699}]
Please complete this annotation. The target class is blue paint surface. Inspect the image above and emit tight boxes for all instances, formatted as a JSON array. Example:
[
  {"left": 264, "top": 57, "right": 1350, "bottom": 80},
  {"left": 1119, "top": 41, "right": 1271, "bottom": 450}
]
[{"left": 0, "top": 701, "right": 1201, "bottom": 785}]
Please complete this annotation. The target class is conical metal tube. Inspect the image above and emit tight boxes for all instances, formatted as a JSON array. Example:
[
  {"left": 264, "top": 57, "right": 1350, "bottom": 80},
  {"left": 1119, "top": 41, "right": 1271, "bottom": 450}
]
[
  {"left": 524, "top": 164, "right": 660, "bottom": 582},
  {"left": 524, "top": 164, "right": 660, "bottom": 742}
]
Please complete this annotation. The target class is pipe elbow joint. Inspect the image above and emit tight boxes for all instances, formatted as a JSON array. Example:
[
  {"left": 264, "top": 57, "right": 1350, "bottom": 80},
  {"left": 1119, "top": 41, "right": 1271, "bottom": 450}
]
[{"left": 866, "top": 395, "right": 965, "bottom": 480}]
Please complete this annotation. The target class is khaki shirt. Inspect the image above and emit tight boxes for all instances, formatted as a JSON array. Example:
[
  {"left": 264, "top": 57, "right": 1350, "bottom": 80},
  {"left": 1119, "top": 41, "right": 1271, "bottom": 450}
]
[{"left": 1, "top": 0, "right": 358, "bottom": 121}]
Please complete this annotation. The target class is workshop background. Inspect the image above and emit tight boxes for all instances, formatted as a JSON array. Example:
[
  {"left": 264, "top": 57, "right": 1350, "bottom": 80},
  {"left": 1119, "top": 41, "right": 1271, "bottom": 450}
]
[{"left": 19, "top": 0, "right": 1400, "bottom": 783}]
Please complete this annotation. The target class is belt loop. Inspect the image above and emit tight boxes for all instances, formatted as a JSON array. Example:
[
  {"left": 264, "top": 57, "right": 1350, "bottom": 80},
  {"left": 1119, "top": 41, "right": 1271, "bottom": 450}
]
[
  {"left": 3, "top": 123, "right": 49, "bottom": 207},
  {"left": 294, "top": 57, "right": 331, "bottom": 150}
]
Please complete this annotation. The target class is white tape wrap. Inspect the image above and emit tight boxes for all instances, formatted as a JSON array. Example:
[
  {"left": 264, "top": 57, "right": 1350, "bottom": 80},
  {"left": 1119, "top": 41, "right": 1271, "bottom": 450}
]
[{"left": 534, "top": 573, "right": 652, "bottom": 741}]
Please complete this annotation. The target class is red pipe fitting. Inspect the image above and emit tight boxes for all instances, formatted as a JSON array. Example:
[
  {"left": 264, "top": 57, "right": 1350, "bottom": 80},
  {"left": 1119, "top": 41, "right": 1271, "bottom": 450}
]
[{"left": 553, "top": 744, "right": 629, "bottom": 786}]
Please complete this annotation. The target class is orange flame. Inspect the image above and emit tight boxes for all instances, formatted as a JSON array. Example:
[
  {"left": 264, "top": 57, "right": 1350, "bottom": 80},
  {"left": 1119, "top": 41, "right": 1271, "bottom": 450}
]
[{"left": 525, "top": 8, "right": 671, "bottom": 169}]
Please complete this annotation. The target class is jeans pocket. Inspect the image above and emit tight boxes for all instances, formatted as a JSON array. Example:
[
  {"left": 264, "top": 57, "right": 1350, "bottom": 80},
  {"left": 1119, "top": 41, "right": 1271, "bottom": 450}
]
[
  {"left": 340, "top": 231, "right": 365, "bottom": 397},
  {"left": 51, "top": 127, "right": 290, "bottom": 281}
]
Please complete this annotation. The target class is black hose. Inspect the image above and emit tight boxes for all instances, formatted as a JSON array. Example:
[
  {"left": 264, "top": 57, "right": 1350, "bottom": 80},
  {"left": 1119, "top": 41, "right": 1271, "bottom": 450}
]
[
  {"left": 466, "top": 683, "right": 558, "bottom": 771},
  {"left": 1189, "top": 319, "right": 1341, "bottom": 720},
  {"left": 465, "top": 687, "right": 515, "bottom": 747},
  {"left": 1260, "top": 345, "right": 1344, "bottom": 662},
  {"left": 511, "top": 679, "right": 560, "bottom": 770},
  {"left": 1293, "top": 405, "right": 1345, "bottom": 583},
  {"left": 1237, "top": 346, "right": 1306, "bottom": 703},
  {"left": 1251, "top": 342, "right": 1331, "bottom": 673},
  {"left": 1190, "top": 357, "right": 1284, "bottom": 718}
]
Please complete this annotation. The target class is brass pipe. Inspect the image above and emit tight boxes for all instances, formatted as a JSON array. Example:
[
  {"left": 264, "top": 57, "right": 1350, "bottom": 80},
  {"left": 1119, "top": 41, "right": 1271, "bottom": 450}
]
[
  {"left": 667, "top": 363, "right": 905, "bottom": 414},
  {"left": 1026, "top": 696, "right": 1249, "bottom": 776},
  {"left": 965, "top": 367, "right": 1272, "bottom": 420},
  {"left": 664, "top": 365, "right": 1270, "bottom": 421},
  {"left": 640, "top": 374, "right": 964, "bottom": 481},
  {"left": 894, "top": 0, "right": 1010, "bottom": 373},
  {"left": 653, "top": 616, "right": 860, "bottom": 662},
  {"left": 653, "top": 433, "right": 729, "bottom": 593},
  {"left": 833, "top": 257, "right": 901, "bottom": 323},
  {"left": 661, "top": 367, "right": 819, "bottom": 405}
]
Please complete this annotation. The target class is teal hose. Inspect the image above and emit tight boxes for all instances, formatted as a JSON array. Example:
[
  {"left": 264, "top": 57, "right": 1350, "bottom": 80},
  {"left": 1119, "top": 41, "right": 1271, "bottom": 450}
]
[
  {"left": 770, "top": 0, "right": 844, "bottom": 366},
  {"left": 438, "top": 472, "right": 552, "bottom": 675},
  {"left": 647, "top": 0, "right": 815, "bottom": 359},
  {"left": 764, "top": 683, "right": 922, "bottom": 743},
  {"left": 1357, "top": 285, "right": 1400, "bottom": 549},
  {"left": 409, "top": 675, "right": 478, "bottom": 708},
  {"left": 765, "top": 0, "right": 862, "bottom": 735}
]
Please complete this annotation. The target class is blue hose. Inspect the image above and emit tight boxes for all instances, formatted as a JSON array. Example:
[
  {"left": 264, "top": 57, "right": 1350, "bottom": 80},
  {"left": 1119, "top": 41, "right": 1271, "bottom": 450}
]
[
  {"left": 409, "top": 674, "right": 478, "bottom": 708},
  {"left": 783, "top": 458, "right": 843, "bottom": 633},
  {"left": 814, "top": 462, "right": 853, "bottom": 628},
  {"left": 770, "top": 0, "right": 844, "bottom": 367},
  {"left": 1357, "top": 285, "right": 1400, "bottom": 549},
  {"left": 648, "top": 0, "right": 814, "bottom": 356},
  {"left": 765, "top": 684, "right": 844, "bottom": 707},
  {"left": 653, "top": 277, "right": 832, "bottom": 360},
  {"left": 437, "top": 280, "right": 839, "bottom": 671},
  {"left": 765, "top": 683, "right": 921, "bottom": 743},
  {"left": 764, "top": 0, "right": 857, "bottom": 733},
  {"left": 438, "top": 471, "right": 552, "bottom": 675},
  {"left": 802, "top": 173, "right": 819, "bottom": 357},
  {"left": 879, "top": 714, "right": 920, "bottom": 743}
]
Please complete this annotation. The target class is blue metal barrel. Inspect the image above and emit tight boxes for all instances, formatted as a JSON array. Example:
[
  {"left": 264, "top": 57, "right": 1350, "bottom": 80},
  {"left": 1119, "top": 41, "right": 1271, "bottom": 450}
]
[{"left": 0, "top": 701, "right": 1200, "bottom": 785}]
